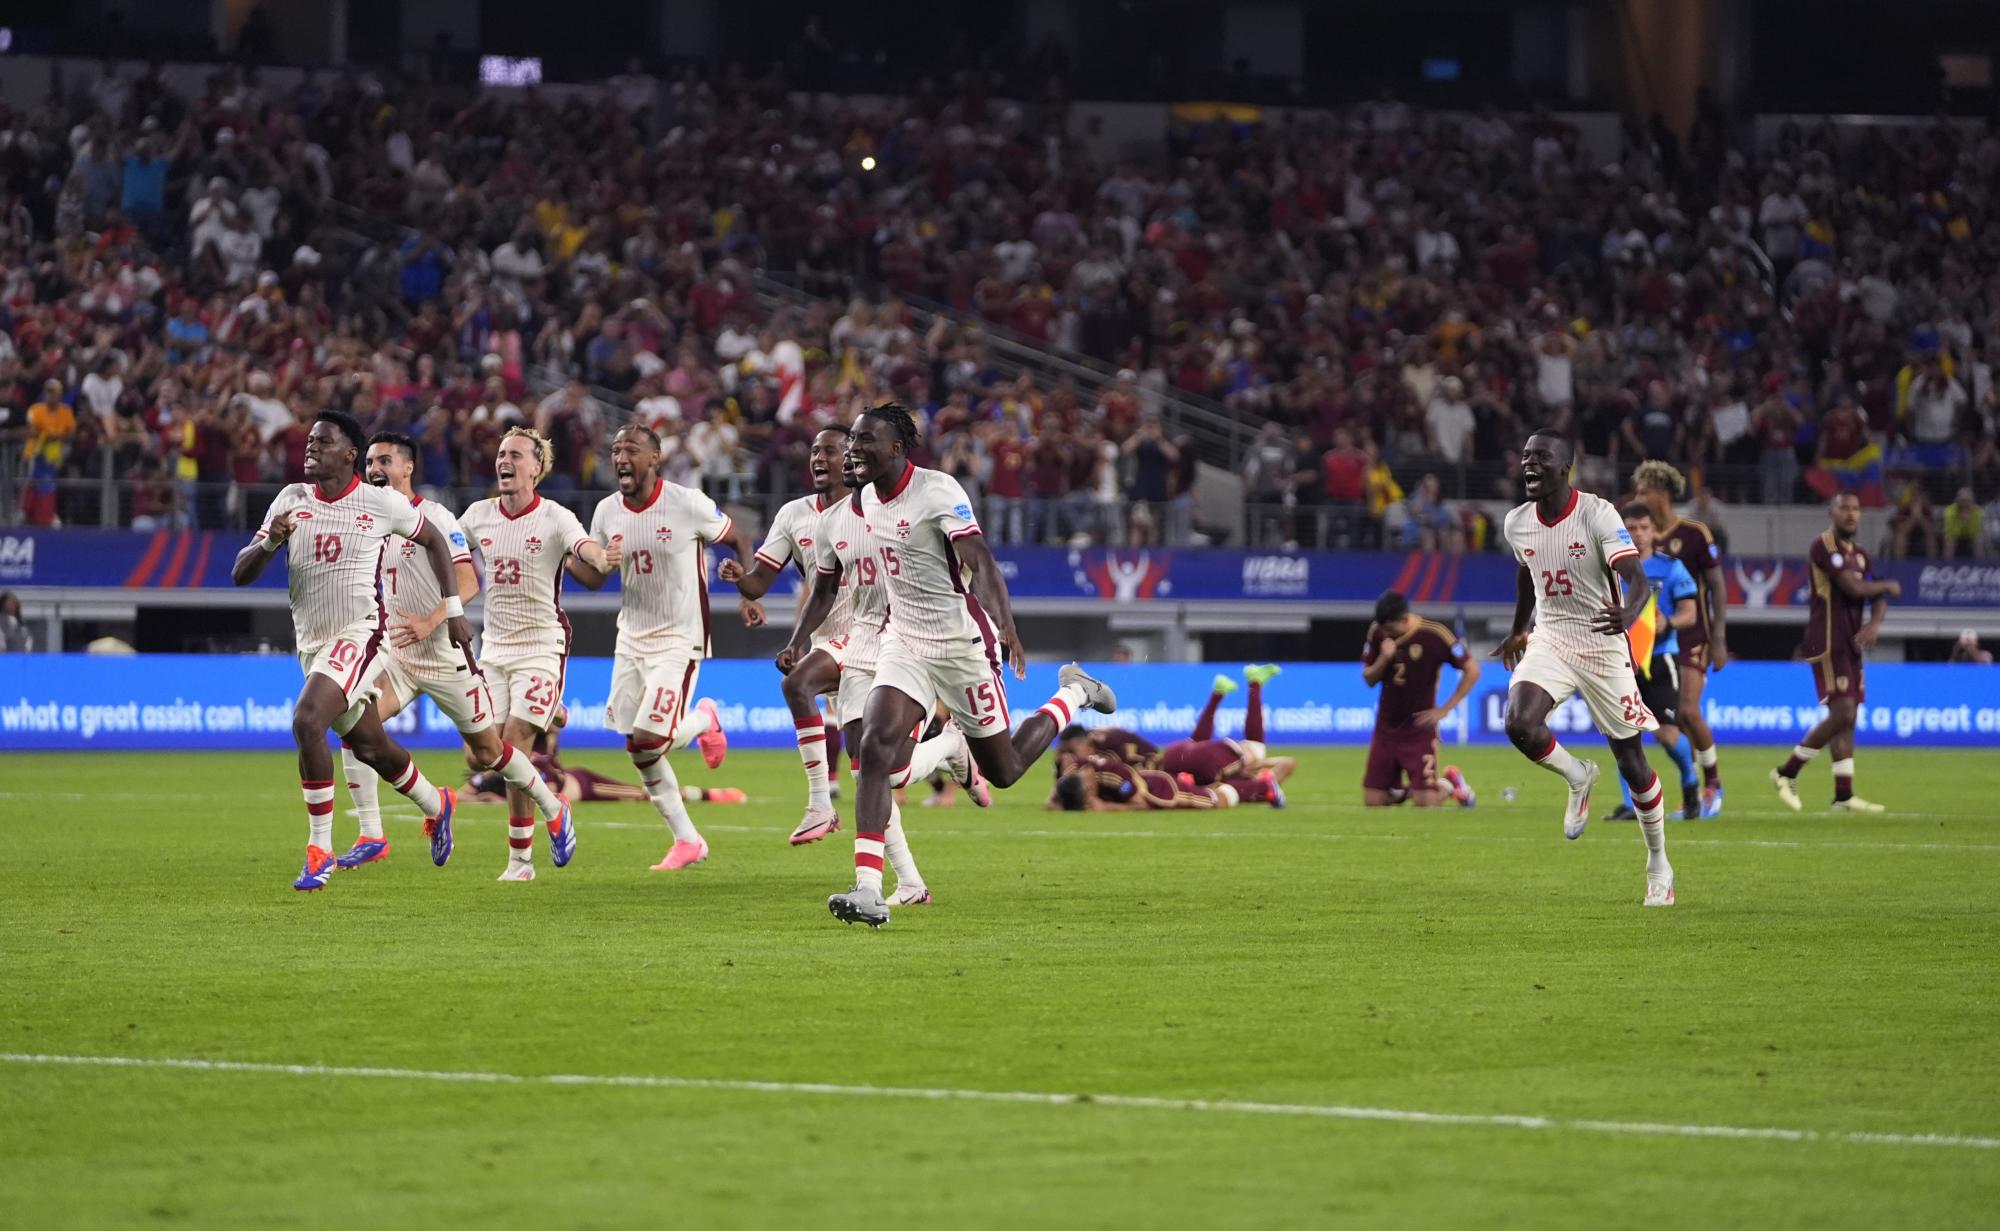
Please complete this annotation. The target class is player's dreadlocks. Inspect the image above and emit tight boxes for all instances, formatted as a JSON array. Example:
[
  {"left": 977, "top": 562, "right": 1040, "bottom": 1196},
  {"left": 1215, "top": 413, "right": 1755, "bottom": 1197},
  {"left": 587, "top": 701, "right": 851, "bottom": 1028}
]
[
  {"left": 862, "top": 402, "right": 920, "bottom": 454},
  {"left": 1633, "top": 459, "right": 1688, "bottom": 498}
]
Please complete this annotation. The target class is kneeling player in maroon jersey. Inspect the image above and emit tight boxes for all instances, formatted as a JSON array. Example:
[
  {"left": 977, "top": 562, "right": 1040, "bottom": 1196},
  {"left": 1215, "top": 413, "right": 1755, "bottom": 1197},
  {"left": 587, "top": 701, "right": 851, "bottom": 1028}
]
[{"left": 1361, "top": 590, "right": 1480, "bottom": 807}]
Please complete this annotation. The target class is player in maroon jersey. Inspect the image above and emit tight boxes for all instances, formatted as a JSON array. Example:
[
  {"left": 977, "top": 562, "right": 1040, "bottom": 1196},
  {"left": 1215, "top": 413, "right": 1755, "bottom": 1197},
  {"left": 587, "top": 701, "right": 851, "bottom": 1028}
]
[
  {"left": 1772, "top": 492, "right": 1898, "bottom": 812},
  {"left": 1157, "top": 665, "right": 1297, "bottom": 788},
  {"left": 1055, "top": 725, "right": 1162, "bottom": 770},
  {"left": 1634, "top": 460, "right": 1729, "bottom": 815},
  {"left": 1047, "top": 751, "right": 1282, "bottom": 811},
  {"left": 1361, "top": 590, "right": 1480, "bottom": 807}
]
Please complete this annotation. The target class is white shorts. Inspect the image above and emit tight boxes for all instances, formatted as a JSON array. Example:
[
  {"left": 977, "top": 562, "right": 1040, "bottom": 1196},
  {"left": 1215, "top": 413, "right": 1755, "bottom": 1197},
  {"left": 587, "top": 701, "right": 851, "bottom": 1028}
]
[
  {"left": 374, "top": 648, "right": 496, "bottom": 734},
  {"left": 810, "top": 627, "right": 880, "bottom": 727},
  {"left": 607, "top": 652, "right": 701, "bottom": 739},
  {"left": 482, "top": 654, "right": 567, "bottom": 733},
  {"left": 1513, "top": 638, "right": 1658, "bottom": 741},
  {"left": 299, "top": 621, "right": 391, "bottom": 710},
  {"left": 871, "top": 625, "right": 1010, "bottom": 740}
]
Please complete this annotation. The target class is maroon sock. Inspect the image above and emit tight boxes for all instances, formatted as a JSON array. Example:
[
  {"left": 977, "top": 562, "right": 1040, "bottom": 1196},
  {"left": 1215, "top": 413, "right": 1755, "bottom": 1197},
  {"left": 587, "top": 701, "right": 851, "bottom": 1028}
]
[
  {"left": 1245, "top": 682, "right": 1265, "bottom": 743},
  {"left": 1779, "top": 753, "right": 1808, "bottom": 777},
  {"left": 1834, "top": 771, "right": 1853, "bottom": 801},
  {"left": 1192, "top": 690, "right": 1223, "bottom": 741},
  {"left": 1703, "top": 762, "right": 1721, "bottom": 789}
]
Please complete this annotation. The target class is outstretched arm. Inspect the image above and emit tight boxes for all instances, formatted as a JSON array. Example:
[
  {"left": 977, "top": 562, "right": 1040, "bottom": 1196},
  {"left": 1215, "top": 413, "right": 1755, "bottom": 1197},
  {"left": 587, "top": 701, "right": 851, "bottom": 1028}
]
[
  {"left": 412, "top": 519, "right": 474, "bottom": 648},
  {"left": 957, "top": 532, "right": 1025, "bottom": 679}
]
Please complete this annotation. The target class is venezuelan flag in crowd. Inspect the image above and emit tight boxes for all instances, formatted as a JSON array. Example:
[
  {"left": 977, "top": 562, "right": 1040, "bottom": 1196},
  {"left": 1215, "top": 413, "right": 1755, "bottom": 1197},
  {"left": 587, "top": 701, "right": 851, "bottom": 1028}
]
[
  {"left": 1806, "top": 440, "right": 1885, "bottom": 505},
  {"left": 1627, "top": 591, "right": 1659, "bottom": 677}
]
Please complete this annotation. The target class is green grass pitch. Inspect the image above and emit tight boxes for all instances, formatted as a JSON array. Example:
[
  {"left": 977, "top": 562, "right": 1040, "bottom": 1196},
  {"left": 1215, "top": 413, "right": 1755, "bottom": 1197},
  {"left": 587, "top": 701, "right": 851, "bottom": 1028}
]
[{"left": 2, "top": 744, "right": 1996, "bottom": 1228}]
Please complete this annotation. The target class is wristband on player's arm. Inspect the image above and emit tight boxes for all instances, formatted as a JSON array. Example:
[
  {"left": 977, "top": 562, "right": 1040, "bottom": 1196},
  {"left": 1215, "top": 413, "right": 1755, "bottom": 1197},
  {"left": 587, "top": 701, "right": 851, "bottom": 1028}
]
[
  {"left": 259, "top": 533, "right": 282, "bottom": 554},
  {"left": 444, "top": 596, "right": 465, "bottom": 618}
]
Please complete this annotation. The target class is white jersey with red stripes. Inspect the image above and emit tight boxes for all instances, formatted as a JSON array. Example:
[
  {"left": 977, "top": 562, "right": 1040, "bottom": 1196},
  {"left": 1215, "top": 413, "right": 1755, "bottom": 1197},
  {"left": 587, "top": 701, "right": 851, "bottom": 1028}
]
[
  {"left": 256, "top": 475, "right": 426, "bottom": 654},
  {"left": 1503, "top": 488, "right": 1639, "bottom": 671},
  {"left": 381, "top": 494, "right": 474, "bottom": 672},
  {"left": 588, "top": 477, "right": 732, "bottom": 659},
  {"left": 857, "top": 463, "right": 983, "bottom": 653},
  {"left": 755, "top": 491, "right": 849, "bottom": 641},
  {"left": 813, "top": 491, "right": 890, "bottom": 670},
  {"left": 459, "top": 493, "right": 590, "bottom": 666}
]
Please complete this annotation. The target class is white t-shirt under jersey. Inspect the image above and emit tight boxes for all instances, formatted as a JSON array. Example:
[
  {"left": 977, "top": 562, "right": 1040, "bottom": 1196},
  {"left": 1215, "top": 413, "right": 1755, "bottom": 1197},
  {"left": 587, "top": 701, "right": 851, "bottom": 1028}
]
[
  {"left": 1502, "top": 489, "right": 1640, "bottom": 671},
  {"left": 589, "top": 477, "right": 732, "bottom": 660},
  {"left": 257, "top": 475, "right": 426, "bottom": 654},
  {"left": 813, "top": 492, "right": 890, "bottom": 668},
  {"left": 755, "top": 490, "right": 849, "bottom": 642},
  {"left": 459, "top": 493, "right": 591, "bottom": 665},
  {"left": 382, "top": 493, "right": 474, "bottom": 671},
  {"left": 857, "top": 463, "right": 984, "bottom": 652}
]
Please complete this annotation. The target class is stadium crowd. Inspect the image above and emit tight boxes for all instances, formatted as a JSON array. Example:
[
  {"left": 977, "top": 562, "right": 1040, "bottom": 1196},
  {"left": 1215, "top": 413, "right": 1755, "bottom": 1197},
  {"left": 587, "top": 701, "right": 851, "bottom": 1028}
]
[{"left": 3, "top": 56, "right": 2000, "bottom": 554}]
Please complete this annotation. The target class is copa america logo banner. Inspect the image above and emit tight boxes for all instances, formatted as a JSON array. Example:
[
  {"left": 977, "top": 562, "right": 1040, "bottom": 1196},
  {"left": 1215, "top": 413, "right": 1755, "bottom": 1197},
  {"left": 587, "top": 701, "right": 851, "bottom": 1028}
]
[{"left": 4, "top": 657, "right": 1996, "bottom": 752}]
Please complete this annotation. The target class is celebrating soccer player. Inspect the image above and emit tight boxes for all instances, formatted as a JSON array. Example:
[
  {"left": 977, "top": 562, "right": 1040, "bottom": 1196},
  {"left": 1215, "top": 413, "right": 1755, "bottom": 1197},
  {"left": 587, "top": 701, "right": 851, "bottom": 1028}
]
[
  {"left": 1493, "top": 430, "right": 1676, "bottom": 906},
  {"left": 1360, "top": 591, "right": 1479, "bottom": 807},
  {"left": 584, "top": 423, "right": 754, "bottom": 871},
  {"left": 231, "top": 410, "right": 468, "bottom": 892},
  {"left": 1771, "top": 492, "right": 1898, "bottom": 813},
  {"left": 810, "top": 404, "right": 1116, "bottom": 927},
  {"left": 1604, "top": 504, "right": 1703, "bottom": 822},
  {"left": 1633, "top": 461, "right": 1728, "bottom": 815},
  {"left": 459, "top": 427, "right": 613, "bottom": 881}
]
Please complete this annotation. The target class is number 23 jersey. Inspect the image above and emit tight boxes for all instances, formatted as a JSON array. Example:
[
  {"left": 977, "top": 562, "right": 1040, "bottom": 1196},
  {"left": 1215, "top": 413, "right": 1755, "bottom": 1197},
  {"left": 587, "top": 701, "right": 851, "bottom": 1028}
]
[{"left": 459, "top": 493, "right": 591, "bottom": 665}]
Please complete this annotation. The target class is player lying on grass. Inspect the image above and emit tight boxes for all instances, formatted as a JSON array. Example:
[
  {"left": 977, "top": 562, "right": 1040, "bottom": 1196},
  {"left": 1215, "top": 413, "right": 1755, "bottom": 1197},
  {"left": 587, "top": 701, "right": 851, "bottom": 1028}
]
[
  {"left": 466, "top": 726, "right": 747, "bottom": 806},
  {"left": 231, "top": 409, "right": 468, "bottom": 892},
  {"left": 823, "top": 404, "right": 1116, "bottom": 927},
  {"left": 1047, "top": 748, "right": 1283, "bottom": 811},
  {"left": 1157, "top": 665, "right": 1296, "bottom": 792},
  {"left": 329, "top": 431, "right": 578, "bottom": 871},
  {"left": 1360, "top": 589, "right": 1478, "bottom": 807},
  {"left": 1495, "top": 429, "right": 1675, "bottom": 907},
  {"left": 1603, "top": 504, "right": 1704, "bottom": 822}
]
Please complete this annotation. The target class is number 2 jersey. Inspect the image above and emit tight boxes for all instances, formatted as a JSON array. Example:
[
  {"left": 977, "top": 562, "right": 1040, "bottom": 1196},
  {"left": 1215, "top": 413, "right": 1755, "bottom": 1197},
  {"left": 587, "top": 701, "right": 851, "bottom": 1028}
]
[
  {"left": 856, "top": 462, "right": 987, "bottom": 655},
  {"left": 256, "top": 474, "right": 426, "bottom": 654},
  {"left": 381, "top": 494, "right": 474, "bottom": 672},
  {"left": 1502, "top": 489, "right": 1640, "bottom": 672},
  {"left": 754, "top": 491, "right": 850, "bottom": 644},
  {"left": 588, "top": 477, "right": 732, "bottom": 661},
  {"left": 459, "top": 493, "right": 591, "bottom": 667}
]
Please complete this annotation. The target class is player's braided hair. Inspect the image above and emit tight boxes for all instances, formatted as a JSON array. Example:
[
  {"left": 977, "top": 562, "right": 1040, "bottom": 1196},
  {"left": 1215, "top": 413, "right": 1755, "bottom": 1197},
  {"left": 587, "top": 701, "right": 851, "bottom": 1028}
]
[
  {"left": 862, "top": 402, "right": 920, "bottom": 453},
  {"left": 616, "top": 421, "right": 662, "bottom": 451},
  {"left": 501, "top": 425, "right": 556, "bottom": 484},
  {"left": 1633, "top": 459, "right": 1687, "bottom": 498}
]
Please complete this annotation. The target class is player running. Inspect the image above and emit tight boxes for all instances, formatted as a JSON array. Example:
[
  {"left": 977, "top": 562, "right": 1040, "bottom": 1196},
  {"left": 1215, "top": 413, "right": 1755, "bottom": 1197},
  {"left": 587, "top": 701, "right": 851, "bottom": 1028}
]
[
  {"left": 1360, "top": 590, "right": 1479, "bottom": 807},
  {"left": 1603, "top": 504, "right": 1703, "bottom": 822},
  {"left": 585, "top": 423, "right": 755, "bottom": 871},
  {"left": 1495, "top": 430, "right": 1675, "bottom": 907},
  {"left": 1772, "top": 492, "right": 1898, "bottom": 812},
  {"left": 230, "top": 409, "right": 466, "bottom": 892},
  {"left": 459, "top": 427, "right": 613, "bottom": 881},
  {"left": 1633, "top": 460, "right": 1728, "bottom": 815},
  {"left": 332, "top": 431, "right": 575, "bottom": 869},
  {"left": 814, "top": 404, "right": 1116, "bottom": 927}
]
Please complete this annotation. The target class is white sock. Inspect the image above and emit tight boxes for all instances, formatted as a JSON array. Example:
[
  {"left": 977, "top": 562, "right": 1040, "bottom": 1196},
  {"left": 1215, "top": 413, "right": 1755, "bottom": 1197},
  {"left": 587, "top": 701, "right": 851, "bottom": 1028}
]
[
  {"left": 891, "top": 728, "right": 959, "bottom": 789},
  {"left": 1035, "top": 682, "right": 1088, "bottom": 728},
  {"left": 1215, "top": 783, "right": 1241, "bottom": 807},
  {"left": 1790, "top": 744, "right": 1819, "bottom": 766},
  {"left": 303, "top": 779, "right": 335, "bottom": 850},
  {"left": 1694, "top": 744, "right": 1718, "bottom": 769},
  {"left": 1632, "top": 772, "right": 1670, "bottom": 874},
  {"left": 670, "top": 703, "right": 714, "bottom": 752},
  {"left": 884, "top": 799, "right": 923, "bottom": 890},
  {"left": 1831, "top": 758, "right": 1855, "bottom": 778},
  {"left": 386, "top": 758, "right": 443, "bottom": 818},
  {"left": 794, "top": 715, "right": 833, "bottom": 810},
  {"left": 492, "top": 744, "right": 564, "bottom": 823},
  {"left": 630, "top": 733, "right": 701, "bottom": 843},
  {"left": 342, "top": 747, "right": 383, "bottom": 839},
  {"left": 1530, "top": 737, "right": 1591, "bottom": 788}
]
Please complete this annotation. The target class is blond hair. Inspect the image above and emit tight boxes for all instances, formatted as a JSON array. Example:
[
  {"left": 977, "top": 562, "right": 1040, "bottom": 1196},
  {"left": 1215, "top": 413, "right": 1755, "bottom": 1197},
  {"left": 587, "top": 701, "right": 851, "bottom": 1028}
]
[
  {"left": 501, "top": 425, "right": 555, "bottom": 485},
  {"left": 1632, "top": 459, "right": 1686, "bottom": 498}
]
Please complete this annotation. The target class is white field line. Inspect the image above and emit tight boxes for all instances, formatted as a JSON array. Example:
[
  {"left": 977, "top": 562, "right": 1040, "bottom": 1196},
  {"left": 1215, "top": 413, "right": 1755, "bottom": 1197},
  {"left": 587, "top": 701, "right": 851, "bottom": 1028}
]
[{"left": 0, "top": 1051, "right": 1992, "bottom": 1153}]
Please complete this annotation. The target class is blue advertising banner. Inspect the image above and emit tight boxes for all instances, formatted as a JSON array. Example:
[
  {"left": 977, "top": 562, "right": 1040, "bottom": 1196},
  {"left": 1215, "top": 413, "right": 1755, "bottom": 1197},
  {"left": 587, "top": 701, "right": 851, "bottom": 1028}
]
[
  {"left": 9, "top": 527, "right": 2000, "bottom": 608},
  {"left": 4, "top": 656, "right": 1996, "bottom": 752}
]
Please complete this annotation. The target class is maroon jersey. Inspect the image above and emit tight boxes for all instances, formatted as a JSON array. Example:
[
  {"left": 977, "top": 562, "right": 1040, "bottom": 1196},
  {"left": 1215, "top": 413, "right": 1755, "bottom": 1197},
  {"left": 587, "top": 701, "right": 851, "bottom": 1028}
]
[
  {"left": 1802, "top": 530, "right": 1873, "bottom": 660},
  {"left": 1088, "top": 727, "right": 1160, "bottom": 768},
  {"left": 1083, "top": 753, "right": 1143, "bottom": 804},
  {"left": 1655, "top": 515, "right": 1722, "bottom": 651},
  {"left": 1159, "top": 739, "right": 1246, "bottom": 786},
  {"left": 1362, "top": 619, "right": 1469, "bottom": 731}
]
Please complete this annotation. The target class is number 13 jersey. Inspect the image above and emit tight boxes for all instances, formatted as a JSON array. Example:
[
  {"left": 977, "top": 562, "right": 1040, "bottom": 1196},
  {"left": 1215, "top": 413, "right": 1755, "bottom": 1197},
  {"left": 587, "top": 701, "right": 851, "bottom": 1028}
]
[{"left": 588, "top": 477, "right": 732, "bottom": 660}]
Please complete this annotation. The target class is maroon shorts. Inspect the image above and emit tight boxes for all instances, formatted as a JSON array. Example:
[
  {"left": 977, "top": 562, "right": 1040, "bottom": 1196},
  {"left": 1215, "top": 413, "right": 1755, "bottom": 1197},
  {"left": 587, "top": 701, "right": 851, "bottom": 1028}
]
[
  {"left": 1158, "top": 739, "right": 1245, "bottom": 786},
  {"left": 1364, "top": 726, "right": 1439, "bottom": 792},
  {"left": 1675, "top": 639, "right": 1710, "bottom": 675},
  {"left": 1811, "top": 654, "right": 1865, "bottom": 705}
]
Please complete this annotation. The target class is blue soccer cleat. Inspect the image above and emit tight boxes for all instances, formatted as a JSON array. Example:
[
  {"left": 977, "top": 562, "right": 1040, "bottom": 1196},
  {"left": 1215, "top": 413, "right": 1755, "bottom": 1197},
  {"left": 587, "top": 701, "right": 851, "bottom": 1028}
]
[
  {"left": 425, "top": 787, "right": 456, "bottom": 866},
  {"left": 549, "top": 800, "right": 577, "bottom": 868},
  {"left": 335, "top": 837, "right": 390, "bottom": 869},
  {"left": 294, "top": 845, "right": 336, "bottom": 892},
  {"left": 1700, "top": 785, "right": 1724, "bottom": 819}
]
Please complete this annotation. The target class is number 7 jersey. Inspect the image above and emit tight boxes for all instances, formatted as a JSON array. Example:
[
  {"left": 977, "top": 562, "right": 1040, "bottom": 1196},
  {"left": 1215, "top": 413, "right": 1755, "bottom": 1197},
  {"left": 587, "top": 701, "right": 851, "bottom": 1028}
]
[{"left": 1502, "top": 489, "right": 1639, "bottom": 670}]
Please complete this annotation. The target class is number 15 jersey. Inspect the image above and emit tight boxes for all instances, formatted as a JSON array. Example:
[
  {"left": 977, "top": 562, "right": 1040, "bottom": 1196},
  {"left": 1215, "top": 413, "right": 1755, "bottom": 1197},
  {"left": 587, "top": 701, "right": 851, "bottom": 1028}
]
[{"left": 857, "top": 462, "right": 984, "bottom": 654}]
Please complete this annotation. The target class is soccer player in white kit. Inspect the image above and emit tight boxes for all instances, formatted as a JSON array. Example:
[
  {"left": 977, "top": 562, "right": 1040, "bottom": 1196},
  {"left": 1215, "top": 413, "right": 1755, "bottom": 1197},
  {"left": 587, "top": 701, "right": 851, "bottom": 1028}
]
[
  {"left": 1494, "top": 430, "right": 1675, "bottom": 906},
  {"left": 330, "top": 431, "right": 576, "bottom": 869},
  {"left": 820, "top": 405, "right": 1117, "bottom": 927},
  {"left": 230, "top": 410, "right": 468, "bottom": 892},
  {"left": 459, "top": 427, "right": 613, "bottom": 881},
  {"left": 587, "top": 424, "right": 754, "bottom": 871}
]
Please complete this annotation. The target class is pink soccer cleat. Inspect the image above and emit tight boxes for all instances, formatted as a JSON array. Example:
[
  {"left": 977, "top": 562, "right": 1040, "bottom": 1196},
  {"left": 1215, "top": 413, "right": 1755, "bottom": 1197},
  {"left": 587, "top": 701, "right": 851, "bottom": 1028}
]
[
  {"left": 1258, "top": 769, "right": 1286, "bottom": 808},
  {"left": 789, "top": 806, "right": 841, "bottom": 845},
  {"left": 694, "top": 699, "right": 728, "bottom": 769},
  {"left": 651, "top": 838, "right": 709, "bottom": 871}
]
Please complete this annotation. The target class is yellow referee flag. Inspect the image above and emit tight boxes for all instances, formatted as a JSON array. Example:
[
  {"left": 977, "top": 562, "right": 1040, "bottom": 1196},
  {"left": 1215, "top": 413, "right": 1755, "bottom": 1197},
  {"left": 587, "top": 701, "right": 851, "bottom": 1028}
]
[{"left": 1627, "top": 592, "right": 1658, "bottom": 677}]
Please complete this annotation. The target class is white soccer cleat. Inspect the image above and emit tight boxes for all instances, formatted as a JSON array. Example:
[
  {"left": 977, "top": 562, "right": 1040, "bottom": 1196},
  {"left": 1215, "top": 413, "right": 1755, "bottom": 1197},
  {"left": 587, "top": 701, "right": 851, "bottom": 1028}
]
[
  {"left": 940, "top": 725, "right": 993, "bottom": 807},
  {"left": 886, "top": 883, "right": 933, "bottom": 906},
  {"left": 1643, "top": 873, "right": 1676, "bottom": 907},
  {"left": 1830, "top": 796, "right": 1886, "bottom": 813},
  {"left": 1059, "top": 662, "right": 1117, "bottom": 715},
  {"left": 497, "top": 861, "right": 536, "bottom": 882},
  {"left": 1770, "top": 769, "right": 1802, "bottom": 812},
  {"left": 1563, "top": 760, "right": 1599, "bottom": 840}
]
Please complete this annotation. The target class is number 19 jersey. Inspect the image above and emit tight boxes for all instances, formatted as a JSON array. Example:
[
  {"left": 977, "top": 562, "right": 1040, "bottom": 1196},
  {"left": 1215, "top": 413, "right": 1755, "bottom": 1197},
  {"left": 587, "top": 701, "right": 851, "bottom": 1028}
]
[{"left": 813, "top": 492, "right": 889, "bottom": 671}]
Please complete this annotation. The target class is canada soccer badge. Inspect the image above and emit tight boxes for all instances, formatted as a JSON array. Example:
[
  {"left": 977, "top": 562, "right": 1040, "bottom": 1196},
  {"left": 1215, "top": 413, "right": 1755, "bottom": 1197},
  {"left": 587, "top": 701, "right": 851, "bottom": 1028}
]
[
  {"left": 1567, "top": 540, "right": 1587, "bottom": 561},
  {"left": 524, "top": 536, "right": 544, "bottom": 556}
]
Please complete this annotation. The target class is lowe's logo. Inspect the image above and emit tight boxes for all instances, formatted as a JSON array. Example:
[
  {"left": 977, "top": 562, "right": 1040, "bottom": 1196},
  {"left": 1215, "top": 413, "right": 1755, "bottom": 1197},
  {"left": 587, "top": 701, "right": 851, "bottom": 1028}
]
[
  {"left": 1242, "top": 555, "right": 1308, "bottom": 596},
  {"left": 0, "top": 536, "right": 34, "bottom": 579}
]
